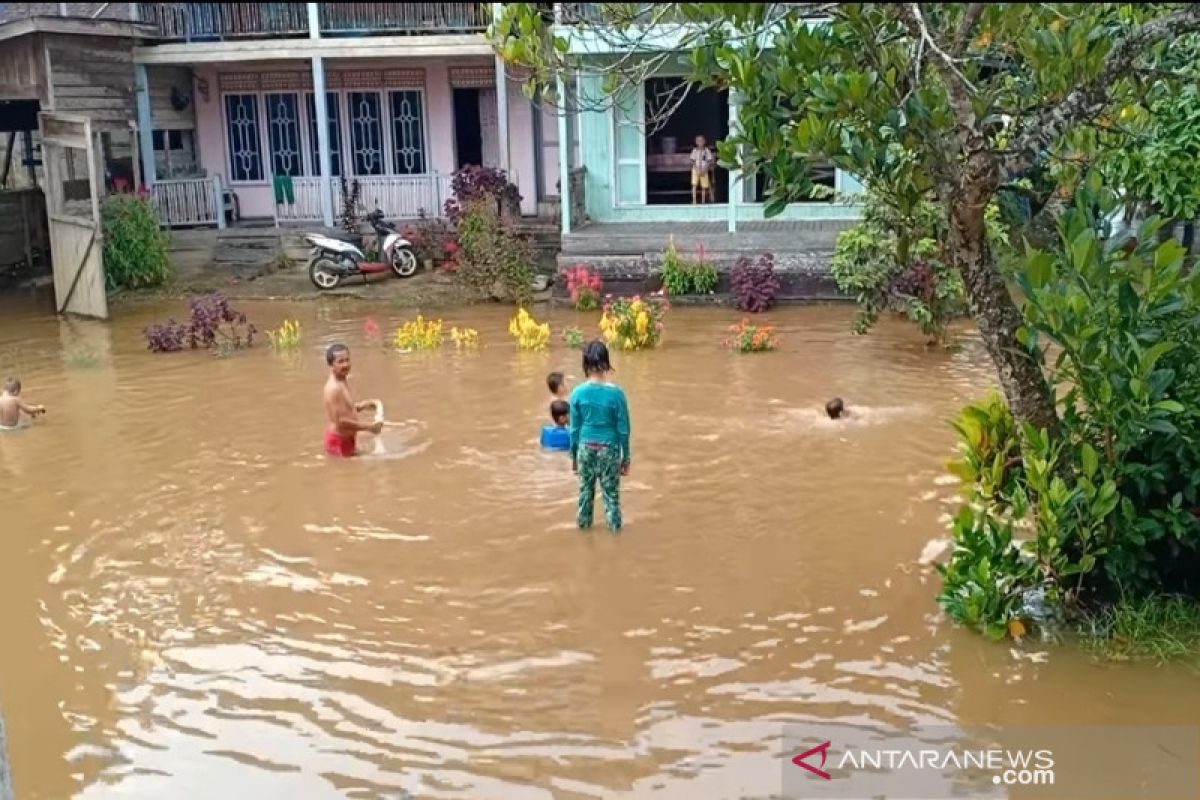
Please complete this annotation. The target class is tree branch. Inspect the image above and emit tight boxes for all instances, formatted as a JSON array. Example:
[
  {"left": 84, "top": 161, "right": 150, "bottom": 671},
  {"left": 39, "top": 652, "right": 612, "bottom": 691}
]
[
  {"left": 1003, "top": 5, "right": 1200, "bottom": 177},
  {"left": 896, "top": 3, "right": 977, "bottom": 95},
  {"left": 951, "top": 2, "right": 985, "bottom": 56}
]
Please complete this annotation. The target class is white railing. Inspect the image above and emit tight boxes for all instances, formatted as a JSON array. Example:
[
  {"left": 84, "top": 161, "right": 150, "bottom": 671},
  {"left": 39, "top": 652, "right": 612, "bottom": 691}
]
[
  {"left": 152, "top": 176, "right": 222, "bottom": 227},
  {"left": 274, "top": 173, "right": 453, "bottom": 224}
]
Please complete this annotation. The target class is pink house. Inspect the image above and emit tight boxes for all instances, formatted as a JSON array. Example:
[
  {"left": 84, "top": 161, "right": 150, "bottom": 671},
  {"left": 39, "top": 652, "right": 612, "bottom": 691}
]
[{"left": 134, "top": 3, "right": 560, "bottom": 227}]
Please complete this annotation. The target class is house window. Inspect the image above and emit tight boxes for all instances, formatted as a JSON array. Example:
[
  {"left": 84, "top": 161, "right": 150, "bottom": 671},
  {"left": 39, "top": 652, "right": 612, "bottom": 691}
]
[
  {"left": 152, "top": 129, "right": 197, "bottom": 178},
  {"left": 224, "top": 94, "right": 263, "bottom": 183},
  {"left": 306, "top": 92, "right": 342, "bottom": 177},
  {"left": 348, "top": 91, "right": 384, "bottom": 176},
  {"left": 388, "top": 90, "right": 427, "bottom": 175},
  {"left": 265, "top": 92, "right": 303, "bottom": 177}
]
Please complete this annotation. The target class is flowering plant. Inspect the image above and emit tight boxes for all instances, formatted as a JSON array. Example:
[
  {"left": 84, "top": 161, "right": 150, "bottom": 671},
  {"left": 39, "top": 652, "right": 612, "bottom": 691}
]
[
  {"left": 450, "top": 326, "right": 480, "bottom": 348},
  {"left": 509, "top": 308, "right": 551, "bottom": 351},
  {"left": 599, "top": 293, "right": 669, "bottom": 351},
  {"left": 725, "top": 318, "right": 779, "bottom": 353},
  {"left": 267, "top": 319, "right": 302, "bottom": 350},
  {"left": 395, "top": 315, "right": 444, "bottom": 350},
  {"left": 565, "top": 265, "right": 603, "bottom": 310}
]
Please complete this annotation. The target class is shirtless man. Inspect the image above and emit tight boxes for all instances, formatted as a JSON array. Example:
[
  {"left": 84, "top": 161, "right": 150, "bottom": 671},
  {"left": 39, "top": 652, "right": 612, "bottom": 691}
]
[
  {"left": 323, "top": 344, "right": 382, "bottom": 457},
  {"left": 0, "top": 377, "right": 45, "bottom": 429}
]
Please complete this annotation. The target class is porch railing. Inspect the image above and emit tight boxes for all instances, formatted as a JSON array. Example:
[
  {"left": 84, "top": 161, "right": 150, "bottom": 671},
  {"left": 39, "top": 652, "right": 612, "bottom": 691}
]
[
  {"left": 152, "top": 176, "right": 222, "bottom": 227},
  {"left": 138, "top": 3, "right": 309, "bottom": 40},
  {"left": 319, "top": 3, "right": 488, "bottom": 35},
  {"left": 276, "top": 174, "right": 453, "bottom": 224}
]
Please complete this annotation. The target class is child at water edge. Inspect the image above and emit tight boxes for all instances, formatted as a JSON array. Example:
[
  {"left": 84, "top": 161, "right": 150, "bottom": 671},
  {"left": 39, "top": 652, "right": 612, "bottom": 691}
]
[
  {"left": 570, "top": 341, "right": 631, "bottom": 531},
  {"left": 0, "top": 378, "right": 45, "bottom": 429},
  {"left": 541, "top": 400, "right": 571, "bottom": 451}
]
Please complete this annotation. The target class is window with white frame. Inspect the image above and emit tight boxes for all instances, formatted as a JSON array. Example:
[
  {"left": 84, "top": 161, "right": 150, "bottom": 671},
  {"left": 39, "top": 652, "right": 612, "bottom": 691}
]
[
  {"left": 265, "top": 92, "right": 304, "bottom": 177},
  {"left": 348, "top": 91, "right": 384, "bottom": 176},
  {"left": 224, "top": 94, "right": 263, "bottom": 183},
  {"left": 306, "top": 92, "right": 342, "bottom": 177},
  {"left": 388, "top": 90, "right": 427, "bottom": 175}
]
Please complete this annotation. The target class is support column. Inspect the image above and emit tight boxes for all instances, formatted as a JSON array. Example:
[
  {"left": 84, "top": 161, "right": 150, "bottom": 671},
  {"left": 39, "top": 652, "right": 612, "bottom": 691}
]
[
  {"left": 556, "top": 72, "right": 571, "bottom": 234},
  {"left": 308, "top": 3, "right": 334, "bottom": 228},
  {"left": 134, "top": 64, "right": 156, "bottom": 189},
  {"left": 493, "top": 2, "right": 510, "bottom": 173},
  {"left": 727, "top": 91, "right": 739, "bottom": 233}
]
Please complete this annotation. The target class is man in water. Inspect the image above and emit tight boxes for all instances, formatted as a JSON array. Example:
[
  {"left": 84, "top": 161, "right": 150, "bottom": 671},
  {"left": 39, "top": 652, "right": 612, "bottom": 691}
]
[
  {"left": 323, "top": 344, "right": 382, "bottom": 457},
  {"left": 0, "top": 377, "right": 45, "bottom": 429}
]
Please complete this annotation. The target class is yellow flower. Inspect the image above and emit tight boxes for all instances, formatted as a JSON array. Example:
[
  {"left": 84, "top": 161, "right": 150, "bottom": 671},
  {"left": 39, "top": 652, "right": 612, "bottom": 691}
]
[{"left": 636, "top": 310, "right": 649, "bottom": 335}]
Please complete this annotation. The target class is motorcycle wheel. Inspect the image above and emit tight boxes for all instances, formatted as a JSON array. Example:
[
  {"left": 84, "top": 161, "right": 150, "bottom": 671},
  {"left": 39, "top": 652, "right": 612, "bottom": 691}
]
[
  {"left": 309, "top": 257, "right": 342, "bottom": 290},
  {"left": 390, "top": 246, "right": 419, "bottom": 278}
]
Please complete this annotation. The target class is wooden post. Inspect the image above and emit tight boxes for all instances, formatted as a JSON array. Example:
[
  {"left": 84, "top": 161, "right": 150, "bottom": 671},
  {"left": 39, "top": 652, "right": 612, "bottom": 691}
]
[
  {"left": 493, "top": 3, "right": 510, "bottom": 173},
  {"left": 556, "top": 72, "right": 571, "bottom": 234},
  {"left": 134, "top": 64, "right": 156, "bottom": 189},
  {"left": 213, "top": 174, "right": 225, "bottom": 228},
  {"left": 727, "top": 90, "right": 739, "bottom": 233}
]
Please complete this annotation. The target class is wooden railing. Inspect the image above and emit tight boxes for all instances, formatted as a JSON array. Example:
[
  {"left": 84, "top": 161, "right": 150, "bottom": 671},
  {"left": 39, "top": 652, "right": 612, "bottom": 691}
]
[
  {"left": 319, "top": 3, "right": 488, "bottom": 35},
  {"left": 276, "top": 174, "right": 453, "bottom": 223},
  {"left": 138, "top": 3, "right": 309, "bottom": 40},
  {"left": 152, "top": 177, "right": 221, "bottom": 227}
]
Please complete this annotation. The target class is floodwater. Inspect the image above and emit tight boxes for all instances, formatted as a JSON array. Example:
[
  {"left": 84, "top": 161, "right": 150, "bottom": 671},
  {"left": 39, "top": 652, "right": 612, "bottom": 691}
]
[{"left": 1, "top": 297, "right": 1197, "bottom": 799}]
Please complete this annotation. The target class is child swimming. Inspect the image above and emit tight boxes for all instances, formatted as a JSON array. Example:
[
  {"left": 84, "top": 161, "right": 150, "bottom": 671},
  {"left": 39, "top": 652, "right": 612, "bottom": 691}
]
[
  {"left": 540, "top": 399, "right": 571, "bottom": 451},
  {"left": 825, "top": 397, "right": 850, "bottom": 419},
  {"left": 0, "top": 377, "right": 46, "bottom": 429},
  {"left": 570, "top": 340, "right": 631, "bottom": 531}
]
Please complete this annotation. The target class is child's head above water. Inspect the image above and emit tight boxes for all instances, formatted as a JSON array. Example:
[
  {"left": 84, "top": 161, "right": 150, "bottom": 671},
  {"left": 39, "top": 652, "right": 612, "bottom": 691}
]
[
  {"left": 547, "top": 371, "right": 565, "bottom": 397},
  {"left": 825, "top": 397, "right": 846, "bottom": 419},
  {"left": 550, "top": 399, "right": 569, "bottom": 427},
  {"left": 2, "top": 377, "right": 19, "bottom": 395},
  {"left": 582, "top": 340, "right": 612, "bottom": 377}
]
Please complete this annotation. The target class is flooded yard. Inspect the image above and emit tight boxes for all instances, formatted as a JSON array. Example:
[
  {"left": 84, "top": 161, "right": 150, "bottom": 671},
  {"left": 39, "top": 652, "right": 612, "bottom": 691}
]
[{"left": 0, "top": 297, "right": 1197, "bottom": 799}]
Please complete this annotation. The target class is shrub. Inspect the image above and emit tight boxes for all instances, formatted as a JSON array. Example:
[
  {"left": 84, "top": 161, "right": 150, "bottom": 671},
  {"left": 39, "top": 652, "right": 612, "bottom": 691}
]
[
  {"left": 509, "top": 308, "right": 550, "bottom": 351},
  {"left": 660, "top": 237, "right": 718, "bottom": 296},
  {"left": 731, "top": 252, "right": 781, "bottom": 312},
  {"left": 402, "top": 211, "right": 456, "bottom": 265},
  {"left": 599, "top": 293, "right": 669, "bottom": 351},
  {"left": 267, "top": 319, "right": 302, "bottom": 350},
  {"left": 725, "top": 319, "right": 779, "bottom": 352},
  {"left": 102, "top": 193, "right": 171, "bottom": 291},
  {"left": 565, "top": 265, "right": 603, "bottom": 310},
  {"left": 395, "top": 315, "right": 444, "bottom": 350},
  {"left": 144, "top": 293, "right": 256, "bottom": 354},
  {"left": 456, "top": 197, "right": 534, "bottom": 305},
  {"left": 338, "top": 178, "right": 362, "bottom": 235},
  {"left": 450, "top": 326, "right": 480, "bottom": 348},
  {"left": 443, "top": 165, "right": 522, "bottom": 224},
  {"left": 562, "top": 325, "right": 585, "bottom": 349}
]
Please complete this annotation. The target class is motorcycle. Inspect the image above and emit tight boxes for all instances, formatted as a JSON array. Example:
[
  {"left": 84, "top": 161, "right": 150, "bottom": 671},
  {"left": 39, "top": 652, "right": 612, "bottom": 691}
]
[{"left": 305, "top": 209, "right": 418, "bottom": 290}]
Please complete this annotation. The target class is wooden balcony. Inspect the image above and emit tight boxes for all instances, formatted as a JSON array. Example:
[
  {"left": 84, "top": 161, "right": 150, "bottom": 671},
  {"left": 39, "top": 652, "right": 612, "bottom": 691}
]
[{"left": 137, "top": 3, "right": 488, "bottom": 42}]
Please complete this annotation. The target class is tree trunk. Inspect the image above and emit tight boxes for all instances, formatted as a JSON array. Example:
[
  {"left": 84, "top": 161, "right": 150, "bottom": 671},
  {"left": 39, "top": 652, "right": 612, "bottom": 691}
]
[{"left": 948, "top": 198, "right": 1062, "bottom": 439}]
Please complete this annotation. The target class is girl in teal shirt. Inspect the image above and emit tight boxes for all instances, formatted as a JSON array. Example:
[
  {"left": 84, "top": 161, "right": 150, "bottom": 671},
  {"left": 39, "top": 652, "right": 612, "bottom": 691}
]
[{"left": 569, "top": 340, "right": 631, "bottom": 531}]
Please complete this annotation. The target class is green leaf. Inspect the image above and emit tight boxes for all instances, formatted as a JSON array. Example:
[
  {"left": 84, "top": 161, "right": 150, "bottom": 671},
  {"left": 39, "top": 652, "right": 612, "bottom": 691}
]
[
  {"left": 1080, "top": 443, "right": 1098, "bottom": 479},
  {"left": 1153, "top": 399, "right": 1184, "bottom": 413}
]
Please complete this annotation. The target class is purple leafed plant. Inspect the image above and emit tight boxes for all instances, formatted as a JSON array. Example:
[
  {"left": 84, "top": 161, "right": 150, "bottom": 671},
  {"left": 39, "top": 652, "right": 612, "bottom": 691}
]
[
  {"left": 731, "top": 252, "right": 781, "bottom": 313},
  {"left": 144, "top": 293, "right": 257, "bottom": 354},
  {"left": 442, "top": 165, "right": 522, "bottom": 224}
]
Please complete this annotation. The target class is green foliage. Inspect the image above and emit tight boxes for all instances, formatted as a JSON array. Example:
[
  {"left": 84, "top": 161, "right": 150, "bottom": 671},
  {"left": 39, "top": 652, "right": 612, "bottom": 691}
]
[
  {"left": 660, "top": 237, "right": 718, "bottom": 296},
  {"left": 1079, "top": 594, "right": 1200, "bottom": 663},
  {"left": 101, "top": 193, "right": 171, "bottom": 291},
  {"left": 455, "top": 197, "right": 535, "bottom": 305}
]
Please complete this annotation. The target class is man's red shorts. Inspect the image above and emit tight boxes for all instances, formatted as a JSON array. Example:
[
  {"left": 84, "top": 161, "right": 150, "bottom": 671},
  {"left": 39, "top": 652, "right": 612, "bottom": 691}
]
[{"left": 324, "top": 430, "right": 357, "bottom": 457}]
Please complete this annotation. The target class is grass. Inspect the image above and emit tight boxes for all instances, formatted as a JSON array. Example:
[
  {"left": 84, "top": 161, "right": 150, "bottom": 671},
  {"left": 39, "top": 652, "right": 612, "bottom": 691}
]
[{"left": 1077, "top": 594, "right": 1200, "bottom": 664}]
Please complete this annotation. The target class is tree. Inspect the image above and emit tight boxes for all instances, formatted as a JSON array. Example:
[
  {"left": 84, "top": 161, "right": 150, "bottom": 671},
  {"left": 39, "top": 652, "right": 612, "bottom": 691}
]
[{"left": 493, "top": 3, "right": 1200, "bottom": 442}]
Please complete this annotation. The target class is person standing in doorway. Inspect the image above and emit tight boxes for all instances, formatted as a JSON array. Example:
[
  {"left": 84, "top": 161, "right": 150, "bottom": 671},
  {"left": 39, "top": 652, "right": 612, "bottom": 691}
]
[
  {"left": 690, "top": 134, "right": 714, "bottom": 204},
  {"left": 570, "top": 340, "right": 631, "bottom": 531}
]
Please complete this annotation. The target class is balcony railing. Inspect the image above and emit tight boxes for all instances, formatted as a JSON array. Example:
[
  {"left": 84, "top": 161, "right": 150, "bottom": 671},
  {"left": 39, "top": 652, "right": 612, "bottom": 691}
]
[
  {"left": 137, "top": 3, "right": 488, "bottom": 41},
  {"left": 319, "top": 3, "right": 488, "bottom": 36}
]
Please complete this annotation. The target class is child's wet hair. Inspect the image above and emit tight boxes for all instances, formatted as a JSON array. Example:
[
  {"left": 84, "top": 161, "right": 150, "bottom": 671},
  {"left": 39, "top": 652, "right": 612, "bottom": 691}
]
[
  {"left": 547, "top": 371, "right": 564, "bottom": 396},
  {"left": 582, "top": 340, "right": 612, "bottom": 376},
  {"left": 3, "top": 377, "right": 19, "bottom": 394},
  {"left": 550, "top": 399, "right": 569, "bottom": 423},
  {"left": 825, "top": 397, "right": 845, "bottom": 419}
]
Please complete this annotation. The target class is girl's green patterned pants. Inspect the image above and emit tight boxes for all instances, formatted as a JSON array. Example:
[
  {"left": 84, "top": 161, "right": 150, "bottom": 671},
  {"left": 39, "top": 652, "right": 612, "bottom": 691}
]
[{"left": 577, "top": 443, "right": 622, "bottom": 531}]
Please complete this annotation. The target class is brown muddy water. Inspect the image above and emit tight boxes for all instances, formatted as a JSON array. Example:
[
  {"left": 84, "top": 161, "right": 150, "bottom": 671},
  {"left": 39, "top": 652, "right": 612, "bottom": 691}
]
[{"left": 0, "top": 297, "right": 1198, "bottom": 799}]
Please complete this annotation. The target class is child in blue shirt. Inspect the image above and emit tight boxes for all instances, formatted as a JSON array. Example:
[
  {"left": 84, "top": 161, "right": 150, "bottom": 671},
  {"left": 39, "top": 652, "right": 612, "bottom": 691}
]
[
  {"left": 569, "top": 340, "right": 631, "bottom": 531},
  {"left": 541, "top": 399, "right": 571, "bottom": 450}
]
